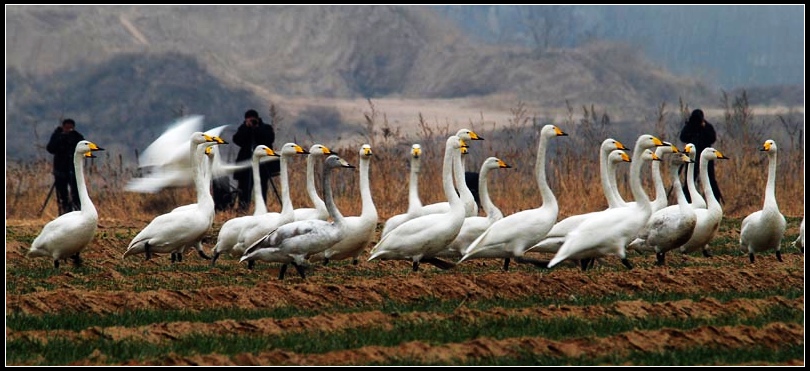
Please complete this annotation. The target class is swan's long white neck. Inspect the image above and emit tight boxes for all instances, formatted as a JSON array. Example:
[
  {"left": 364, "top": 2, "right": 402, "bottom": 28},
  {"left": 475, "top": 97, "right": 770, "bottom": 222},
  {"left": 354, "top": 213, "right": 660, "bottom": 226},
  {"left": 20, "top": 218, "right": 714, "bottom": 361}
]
[
  {"left": 443, "top": 140, "right": 464, "bottom": 214},
  {"left": 535, "top": 133, "right": 557, "bottom": 214},
  {"left": 306, "top": 154, "right": 327, "bottom": 216},
  {"left": 650, "top": 147, "right": 668, "bottom": 210},
  {"left": 479, "top": 163, "right": 503, "bottom": 222},
  {"left": 323, "top": 162, "right": 344, "bottom": 224},
  {"left": 359, "top": 155, "right": 377, "bottom": 220},
  {"left": 699, "top": 152, "right": 721, "bottom": 212},
  {"left": 406, "top": 155, "right": 422, "bottom": 214},
  {"left": 455, "top": 153, "right": 477, "bottom": 216},
  {"left": 629, "top": 144, "right": 652, "bottom": 213},
  {"left": 671, "top": 160, "right": 690, "bottom": 213},
  {"left": 251, "top": 153, "right": 268, "bottom": 215},
  {"left": 764, "top": 149, "right": 779, "bottom": 211},
  {"left": 601, "top": 147, "right": 624, "bottom": 208},
  {"left": 74, "top": 150, "right": 97, "bottom": 218},
  {"left": 686, "top": 155, "right": 704, "bottom": 207},
  {"left": 194, "top": 144, "right": 214, "bottom": 211},
  {"left": 279, "top": 154, "right": 294, "bottom": 219}
]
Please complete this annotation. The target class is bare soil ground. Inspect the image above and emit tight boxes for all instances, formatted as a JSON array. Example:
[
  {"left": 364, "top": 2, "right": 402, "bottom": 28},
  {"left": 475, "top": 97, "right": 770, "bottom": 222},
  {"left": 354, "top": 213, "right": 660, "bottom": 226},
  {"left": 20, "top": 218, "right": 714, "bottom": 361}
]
[{"left": 5, "top": 219, "right": 805, "bottom": 365}]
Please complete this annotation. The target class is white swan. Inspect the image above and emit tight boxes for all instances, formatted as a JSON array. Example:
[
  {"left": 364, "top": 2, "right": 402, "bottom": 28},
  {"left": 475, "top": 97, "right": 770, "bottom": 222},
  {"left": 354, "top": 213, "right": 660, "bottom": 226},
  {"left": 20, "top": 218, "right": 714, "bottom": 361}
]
[
  {"left": 210, "top": 145, "right": 279, "bottom": 265},
  {"left": 232, "top": 143, "right": 309, "bottom": 262},
  {"left": 28, "top": 141, "right": 105, "bottom": 268},
  {"left": 293, "top": 144, "right": 334, "bottom": 222},
  {"left": 682, "top": 143, "right": 707, "bottom": 209},
  {"left": 380, "top": 144, "right": 423, "bottom": 238},
  {"left": 416, "top": 129, "right": 483, "bottom": 218},
  {"left": 458, "top": 125, "right": 568, "bottom": 270},
  {"left": 527, "top": 139, "right": 630, "bottom": 254},
  {"left": 740, "top": 140, "right": 787, "bottom": 263},
  {"left": 547, "top": 134, "right": 667, "bottom": 270},
  {"left": 368, "top": 135, "right": 467, "bottom": 271},
  {"left": 239, "top": 155, "right": 356, "bottom": 279},
  {"left": 437, "top": 156, "right": 512, "bottom": 260},
  {"left": 314, "top": 144, "right": 378, "bottom": 264},
  {"left": 794, "top": 217, "right": 804, "bottom": 253},
  {"left": 125, "top": 115, "right": 233, "bottom": 193},
  {"left": 627, "top": 153, "right": 697, "bottom": 265},
  {"left": 678, "top": 147, "right": 730, "bottom": 256},
  {"left": 123, "top": 136, "right": 224, "bottom": 260},
  {"left": 613, "top": 143, "right": 677, "bottom": 212}
]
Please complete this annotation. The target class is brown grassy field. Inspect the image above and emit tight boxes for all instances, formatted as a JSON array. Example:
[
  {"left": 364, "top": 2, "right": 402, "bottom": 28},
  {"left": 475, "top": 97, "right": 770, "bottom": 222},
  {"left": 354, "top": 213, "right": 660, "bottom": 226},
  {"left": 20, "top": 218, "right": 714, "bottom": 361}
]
[{"left": 5, "top": 100, "right": 805, "bottom": 365}]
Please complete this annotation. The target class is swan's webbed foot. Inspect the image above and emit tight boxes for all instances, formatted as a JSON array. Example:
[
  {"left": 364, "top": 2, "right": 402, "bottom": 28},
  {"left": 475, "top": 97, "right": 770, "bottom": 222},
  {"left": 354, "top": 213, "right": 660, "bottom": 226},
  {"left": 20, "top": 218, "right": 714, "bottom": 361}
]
[
  {"left": 352, "top": 258, "right": 359, "bottom": 265},
  {"left": 702, "top": 249, "right": 713, "bottom": 258},
  {"left": 776, "top": 250, "right": 783, "bottom": 262},
  {"left": 322, "top": 258, "right": 330, "bottom": 266},
  {"left": 621, "top": 258, "right": 633, "bottom": 270}
]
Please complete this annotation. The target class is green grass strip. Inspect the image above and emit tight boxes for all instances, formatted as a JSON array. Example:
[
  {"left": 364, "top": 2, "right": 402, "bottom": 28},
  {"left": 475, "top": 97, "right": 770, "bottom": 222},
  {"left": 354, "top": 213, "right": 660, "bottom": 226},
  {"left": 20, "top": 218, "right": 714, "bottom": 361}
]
[
  {"left": 7, "top": 286, "right": 803, "bottom": 332},
  {"left": 378, "top": 342, "right": 805, "bottom": 366},
  {"left": 6, "top": 302, "right": 804, "bottom": 365}
]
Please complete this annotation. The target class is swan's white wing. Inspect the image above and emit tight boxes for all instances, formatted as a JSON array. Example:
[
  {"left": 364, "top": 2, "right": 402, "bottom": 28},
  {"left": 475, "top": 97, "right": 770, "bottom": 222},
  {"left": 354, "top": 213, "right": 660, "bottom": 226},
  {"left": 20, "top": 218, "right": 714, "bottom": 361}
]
[{"left": 138, "top": 115, "right": 203, "bottom": 168}]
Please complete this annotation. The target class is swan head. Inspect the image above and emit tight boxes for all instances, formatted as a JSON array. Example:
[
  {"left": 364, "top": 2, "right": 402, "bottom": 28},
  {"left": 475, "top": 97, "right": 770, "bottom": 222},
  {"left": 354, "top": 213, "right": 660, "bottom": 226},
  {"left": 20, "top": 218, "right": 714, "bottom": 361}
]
[
  {"left": 608, "top": 150, "right": 631, "bottom": 164},
  {"left": 601, "top": 138, "right": 629, "bottom": 152},
  {"left": 640, "top": 149, "right": 662, "bottom": 162},
  {"left": 485, "top": 157, "right": 512, "bottom": 169},
  {"left": 411, "top": 144, "right": 422, "bottom": 159},
  {"left": 448, "top": 135, "right": 465, "bottom": 150},
  {"left": 325, "top": 155, "right": 355, "bottom": 169},
  {"left": 254, "top": 145, "right": 280, "bottom": 159},
  {"left": 280, "top": 143, "right": 310, "bottom": 157},
  {"left": 761, "top": 140, "right": 777, "bottom": 153},
  {"left": 191, "top": 131, "right": 227, "bottom": 145},
  {"left": 701, "top": 147, "right": 730, "bottom": 161},
  {"left": 541, "top": 125, "right": 568, "bottom": 138},
  {"left": 309, "top": 144, "right": 333, "bottom": 157},
  {"left": 683, "top": 143, "right": 697, "bottom": 160},
  {"left": 635, "top": 134, "right": 665, "bottom": 151},
  {"left": 654, "top": 142, "right": 679, "bottom": 157},
  {"left": 456, "top": 128, "right": 484, "bottom": 141},
  {"left": 360, "top": 144, "right": 373, "bottom": 158},
  {"left": 76, "top": 140, "right": 105, "bottom": 158},
  {"left": 673, "top": 153, "right": 693, "bottom": 165}
]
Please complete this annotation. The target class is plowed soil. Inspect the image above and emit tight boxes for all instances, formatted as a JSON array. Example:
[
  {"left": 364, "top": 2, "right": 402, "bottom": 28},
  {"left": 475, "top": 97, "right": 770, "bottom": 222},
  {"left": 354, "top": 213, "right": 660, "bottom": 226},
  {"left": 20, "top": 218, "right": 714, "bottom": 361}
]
[{"left": 5, "top": 219, "right": 805, "bottom": 365}]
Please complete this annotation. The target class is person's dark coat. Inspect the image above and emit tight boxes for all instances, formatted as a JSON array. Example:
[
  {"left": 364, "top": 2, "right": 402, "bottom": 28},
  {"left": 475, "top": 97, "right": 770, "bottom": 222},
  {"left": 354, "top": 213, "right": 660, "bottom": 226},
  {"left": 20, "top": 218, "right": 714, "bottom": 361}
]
[
  {"left": 233, "top": 118, "right": 276, "bottom": 163},
  {"left": 46, "top": 127, "right": 85, "bottom": 174}
]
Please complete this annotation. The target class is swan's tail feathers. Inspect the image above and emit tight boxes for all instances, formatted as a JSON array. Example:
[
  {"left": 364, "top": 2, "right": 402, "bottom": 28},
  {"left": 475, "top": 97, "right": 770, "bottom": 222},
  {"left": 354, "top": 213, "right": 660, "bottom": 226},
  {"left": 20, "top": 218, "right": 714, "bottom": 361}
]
[
  {"left": 461, "top": 228, "right": 492, "bottom": 258},
  {"left": 527, "top": 237, "right": 565, "bottom": 254},
  {"left": 421, "top": 257, "right": 456, "bottom": 270},
  {"left": 547, "top": 253, "right": 568, "bottom": 269}
]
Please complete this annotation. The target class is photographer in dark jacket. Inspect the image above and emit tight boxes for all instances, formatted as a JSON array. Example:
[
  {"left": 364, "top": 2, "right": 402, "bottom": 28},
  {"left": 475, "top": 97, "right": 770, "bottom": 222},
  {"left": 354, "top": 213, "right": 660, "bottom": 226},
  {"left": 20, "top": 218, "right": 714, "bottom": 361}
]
[
  {"left": 679, "top": 108, "right": 723, "bottom": 204},
  {"left": 46, "top": 118, "right": 86, "bottom": 215},
  {"left": 232, "top": 109, "right": 278, "bottom": 213}
]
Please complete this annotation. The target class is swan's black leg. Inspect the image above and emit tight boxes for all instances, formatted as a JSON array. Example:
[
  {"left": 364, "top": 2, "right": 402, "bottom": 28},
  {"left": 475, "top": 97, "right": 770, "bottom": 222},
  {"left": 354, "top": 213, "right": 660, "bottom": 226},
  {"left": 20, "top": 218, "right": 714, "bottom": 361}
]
[
  {"left": 702, "top": 249, "right": 713, "bottom": 258},
  {"left": 322, "top": 258, "right": 330, "bottom": 266},
  {"left": 503, "top": 258, "right": 511, "bottom": 271},
  {"left": 145, "top": 242, "right": 152, "bottom": 261},
  {"left": 54, "top": 259, "right": 60, "bottom": 269},
  {"left": 278, "top": 263, "right": 288, "bottom": 280},
  {"left": 292, "top": 262, "right": 307, "bottom": 279},
  {"left": 412, "top": 261, "right": 420, "bottom": 272},
  {"left": 210, "top": 252, "right": 220, "bottom": 266},
  {"left": 776, "top": 250, "right": 783, "bottom": 262},
  {"left": 621, "top": 258, "right": 633, "bottom": 270},
  {"left": 655, "top": 252, "right": 666, "bottom": 266},
  {"left": 247, "top": 260, "right": 255, "bottom": 270}
]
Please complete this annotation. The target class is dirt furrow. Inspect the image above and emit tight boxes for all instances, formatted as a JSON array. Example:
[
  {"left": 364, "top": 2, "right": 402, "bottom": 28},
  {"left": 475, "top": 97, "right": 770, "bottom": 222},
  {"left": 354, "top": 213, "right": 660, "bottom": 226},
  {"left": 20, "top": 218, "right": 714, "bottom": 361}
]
[
  {"left": 8, "top": 296, "right": 801, "bottom": 347},
  {"left": 7, "top": 260, "right": 803, "bottom": 316},
  {"left": 111, "top": 322, "right": 805, "bottom": 366}
]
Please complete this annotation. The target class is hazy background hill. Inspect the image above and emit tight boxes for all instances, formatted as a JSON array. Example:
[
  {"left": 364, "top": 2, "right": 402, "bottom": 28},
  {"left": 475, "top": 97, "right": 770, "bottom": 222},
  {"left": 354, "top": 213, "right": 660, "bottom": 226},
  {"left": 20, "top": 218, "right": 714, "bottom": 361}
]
[{"left": 5, "top": 5, "right": 803, "bottom": 163}]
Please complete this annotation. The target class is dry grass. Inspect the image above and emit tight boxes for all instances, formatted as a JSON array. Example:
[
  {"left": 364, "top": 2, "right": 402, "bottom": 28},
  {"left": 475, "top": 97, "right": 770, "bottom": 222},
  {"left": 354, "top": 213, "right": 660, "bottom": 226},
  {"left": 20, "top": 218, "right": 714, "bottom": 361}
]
[{"left": 6, "top": 98, "right": 804, "bottom": 228}]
